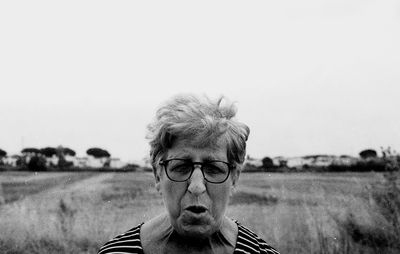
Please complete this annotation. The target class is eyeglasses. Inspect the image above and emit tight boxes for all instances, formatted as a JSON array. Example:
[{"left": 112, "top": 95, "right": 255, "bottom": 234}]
[{"left": 159, "top": 158, "right": 234, "bottom": 184}]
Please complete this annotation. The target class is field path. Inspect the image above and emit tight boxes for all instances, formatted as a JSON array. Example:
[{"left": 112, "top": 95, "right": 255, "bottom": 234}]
[
  {"left": 0, "top": 172, "right": 118, "bottom": 253},
  {"left": 0, "top": 172, "right": 116, "bottom": 214},
  {"left": 0, "top": 172, "right": 75, "bottom": 183},
  {"left": 47, "top": 172, "right": 114, "bottom": 194},
  {"left": 33, "top": 172, "right": 115, "bottom": 203}
]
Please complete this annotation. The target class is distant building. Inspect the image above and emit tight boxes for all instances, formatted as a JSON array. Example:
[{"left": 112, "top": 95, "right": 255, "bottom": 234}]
[
  {"left": 286, "top": 157, "right": 307, "bottom": 169},
  {"left": 76, "top": 157, "right": 89, "bottom": 168},
  {"left": 45, "top": 155, "right": 59, "bottom": 167},
  {"left": 242, "top": 157, "right": 263, "bottom": 172},
  {"left": 273, "top": 156, "right": 288, "bottom": 167},
  {"left": 283, "top": 155, "right": 358, "bottom": 169},
  {"left": 2, "top": 155, "right": 19, "bottom": 167},
  {"left": 302, "top": 155, "right": 337, "bottom": 167},
  {"left": 64, "top": 155, "right": 78, "bottom": 167},
  {"left": 332, "top": 155, "right": 358, "bottom": 166},
  {"left": 245, "top": 157, "right": 262, "bottom": 167},
  {"left": 86, "top": 156, "right": 105, "bottom": 168},
  {"left": 110, "top": 158, "right": 127, "bottom": 169}
]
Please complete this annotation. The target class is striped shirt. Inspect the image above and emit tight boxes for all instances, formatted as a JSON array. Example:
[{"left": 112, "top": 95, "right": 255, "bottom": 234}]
[{"left": 98, "top": 222, "right": 280, "bottom": 254}]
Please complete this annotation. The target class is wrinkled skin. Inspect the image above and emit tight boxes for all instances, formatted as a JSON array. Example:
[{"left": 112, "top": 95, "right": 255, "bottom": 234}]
[{"left": 155, "top": 139, "right": 240, "bottom": 240}]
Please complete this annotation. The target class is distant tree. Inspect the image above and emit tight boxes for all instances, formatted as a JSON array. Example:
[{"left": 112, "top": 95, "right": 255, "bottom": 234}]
[
  {"left": 28, "top": 156, "right": 47, "bottom": 171},
  {"left": 12, "top": 155, "right": 23, "bottom": 166},
  {"left": 86, "top": 147, "right": 111, "bottom": 158},
  {"left": 278, "top": 159, "right": 287, "bottom": 168},
  {"left": 56, "top": 146, "right": 74, "bottom": 169},
  {"left": 359, "top": 149, "right": 378, "bottom": 159},
  {"left": 38, "top": 146, "right": 76, "bottom": 169},
  {"left": 20, "top": 148, "right": 41, "bottom": 167},
  {"left": 21, "top": 148, "right": 40, "bottom": 154},
  {"left": 0, "top": 149, "right": 5, "bottom": 166},
  {"left": 40, "top": 147, "right": 57, "bottom": 157},
  {"left": 261, "top": 157, "right": 274, "bottom": 170},
  {"left": 87, "top": 147, "right": 111, "bottom": 167},
  {"left": 62, "top": 147, "right": 76, "bottom": 156},
  {"left": 0, "top": 149, "right": 6, "bottom": 157}
]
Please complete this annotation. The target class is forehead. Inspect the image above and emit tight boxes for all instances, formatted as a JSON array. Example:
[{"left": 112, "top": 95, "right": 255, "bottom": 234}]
[{"left": 166, "top": 138, "right": 228, "bottom": 161}]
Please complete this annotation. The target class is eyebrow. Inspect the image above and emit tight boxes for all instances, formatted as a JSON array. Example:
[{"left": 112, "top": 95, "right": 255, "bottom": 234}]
[
  {"left": 202, "top": 155, "right": 222, "bottom": 161},
  {"left": 167, "top": 155, "right": 223, "bottom": 161}
]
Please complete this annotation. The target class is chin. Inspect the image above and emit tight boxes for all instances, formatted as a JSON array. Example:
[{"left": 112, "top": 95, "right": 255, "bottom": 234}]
[
  {"left": 180, "top": 224, "right": 214, "bottom": 240},
  {"left": 175, "top": 214, "right": 217, "bottom": 240}
]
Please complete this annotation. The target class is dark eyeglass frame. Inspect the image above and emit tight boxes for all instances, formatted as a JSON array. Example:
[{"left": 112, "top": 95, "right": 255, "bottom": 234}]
[{"left": 159, "top": 158, "right": 235, "bottom": 184}]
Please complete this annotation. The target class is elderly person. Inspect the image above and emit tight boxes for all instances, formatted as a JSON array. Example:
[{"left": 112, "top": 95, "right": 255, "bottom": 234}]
[{"left": 98, "top": 94, "right": 279, "bottom": 254}]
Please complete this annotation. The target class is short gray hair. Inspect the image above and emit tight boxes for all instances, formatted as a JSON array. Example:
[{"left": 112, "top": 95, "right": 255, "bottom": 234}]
[{"left": 146, "top": 94, "right": 250, "bottom": 169}]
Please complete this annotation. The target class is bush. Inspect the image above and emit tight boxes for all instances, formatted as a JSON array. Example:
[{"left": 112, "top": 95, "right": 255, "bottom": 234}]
[
  {"left": 359, "top": 149, "right": 378, "bottom": 159},
  {"left": 327, "top": 158, "right": 389, "bottom": 172},
  {"left": 123, "top": 164, "right": 139, "bottom": 172},
  {"left": 242, "top": 163, "right": 262, "bottom": 172},
  {"left": 28, "top": 156, "right": 47, "bottom": 171},
  {"left": 261, "top": 157, "right": 274, "bottom": 170},
  {"left": 327, "top": 164, "right": 352, "bottom": 172},
  {"left": 354, "top": 159, "right": 387, "bottom": 172},
  {"left": 335, "top": 156, "right": 400, "bottom": 252}
]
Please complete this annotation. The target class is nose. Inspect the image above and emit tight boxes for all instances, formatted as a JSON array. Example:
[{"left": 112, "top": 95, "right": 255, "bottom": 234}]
[{"left": 187, "top": 167, "right": 206, "bottom": 195}]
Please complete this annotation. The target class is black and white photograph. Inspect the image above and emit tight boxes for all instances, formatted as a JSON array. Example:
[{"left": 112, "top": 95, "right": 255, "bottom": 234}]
[{"left": 1, "top": 1, "right": 399, "bottom": 253}]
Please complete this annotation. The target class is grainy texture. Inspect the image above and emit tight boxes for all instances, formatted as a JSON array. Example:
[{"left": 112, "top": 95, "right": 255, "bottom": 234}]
[{"left": 0, "top": 171, "right": 394, "bottom": 254}]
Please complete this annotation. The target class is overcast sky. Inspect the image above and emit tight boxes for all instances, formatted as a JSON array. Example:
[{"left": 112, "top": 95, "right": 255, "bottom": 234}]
[{"left": 1, "top": 1, "right": 399, "bottom": 162}]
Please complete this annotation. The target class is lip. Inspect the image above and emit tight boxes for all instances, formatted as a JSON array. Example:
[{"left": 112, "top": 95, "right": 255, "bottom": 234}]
[{"left": 184, "top": 205, "right": 208, "bottom": 214}]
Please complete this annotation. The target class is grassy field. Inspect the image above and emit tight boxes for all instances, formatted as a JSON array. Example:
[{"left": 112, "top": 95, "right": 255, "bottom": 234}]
[{"left": 0, "top": 171, "right": 397, "bottom": 254}]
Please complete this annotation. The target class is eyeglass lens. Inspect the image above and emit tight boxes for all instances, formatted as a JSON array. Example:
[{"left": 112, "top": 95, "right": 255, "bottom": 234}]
[{"left": 165, "top": 159, "right": 230, "bottom": 183}]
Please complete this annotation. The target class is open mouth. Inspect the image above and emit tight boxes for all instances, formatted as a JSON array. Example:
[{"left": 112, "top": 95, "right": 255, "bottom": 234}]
[{"left": 186, "top": 206, "right": 207, "bottom": 214}]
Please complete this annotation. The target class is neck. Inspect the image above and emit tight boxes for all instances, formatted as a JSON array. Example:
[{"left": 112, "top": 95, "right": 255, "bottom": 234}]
[
  {"left": 165, "top": 224, "right": 236, "bottom": 254},
  {"left": 141, "top": 213, "right": 238, "bottom": 254}
]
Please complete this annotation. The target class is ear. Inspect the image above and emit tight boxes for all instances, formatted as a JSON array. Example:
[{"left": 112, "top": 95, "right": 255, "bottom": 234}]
[
  {"left": 231, "top": 167, "right": 240, "bottom": 188},
  {"left": 229, "top": 168, "right": 240, "bottom": 197},
  {"left": 154, "top": 167, "right": 161, "bottom": 193}
]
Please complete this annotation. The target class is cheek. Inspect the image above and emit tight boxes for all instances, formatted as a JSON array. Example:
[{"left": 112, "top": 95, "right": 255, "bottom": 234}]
[
  {"left": 210, "top": 184, "right": 232, "bottom": 216},
  {"left": 161, "top": 181, "right": 187, "bottom": 217}
]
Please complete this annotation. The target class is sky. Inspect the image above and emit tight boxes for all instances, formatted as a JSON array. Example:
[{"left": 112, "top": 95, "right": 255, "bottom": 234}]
[{"left": 1, "top": 0, "right": 399, "bottom": 162}]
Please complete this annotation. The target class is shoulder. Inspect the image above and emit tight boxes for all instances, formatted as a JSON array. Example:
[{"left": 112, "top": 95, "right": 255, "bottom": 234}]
[
  {"left": 234, "top": 223, "right": 280, "bottom": 254},
  {"left": 97, "top": 223, "right": 144, "bottom": 254}
]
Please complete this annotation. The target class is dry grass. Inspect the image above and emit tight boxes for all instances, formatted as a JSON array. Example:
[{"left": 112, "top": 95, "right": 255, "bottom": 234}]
[
  {"left": 0, "top": 171, "right": 395, "bottom": 254},
  {"left": 0, "top": 172, "right": 97, "bottom": 203}
]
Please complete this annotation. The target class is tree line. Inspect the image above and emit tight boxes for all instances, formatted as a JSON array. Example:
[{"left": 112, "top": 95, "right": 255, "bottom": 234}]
[
  {"left": 0, "top": 146, "right": 112, "bottom": 171},
  {"left": 2, "top": 146, "right": 399, "bottom": 173},
  {"left": 246, "top": 148, "right": 400, "bottom": 173}
]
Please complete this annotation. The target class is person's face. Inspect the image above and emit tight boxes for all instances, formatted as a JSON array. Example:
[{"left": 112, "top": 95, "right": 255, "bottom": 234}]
[{"left": 155, "top": 138, "right": 240, "bottom": 239}]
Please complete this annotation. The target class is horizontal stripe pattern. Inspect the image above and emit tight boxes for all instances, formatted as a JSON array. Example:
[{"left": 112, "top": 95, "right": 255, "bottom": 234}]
[
  {"left": 98, "top": 221, "right": 280, "bottom": 254},
  {"left": 234, "top": 223, "right": 280, "bottom": 254},
  {"left": 98, "top": 224, "right": 144, "bottom": 254}
]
